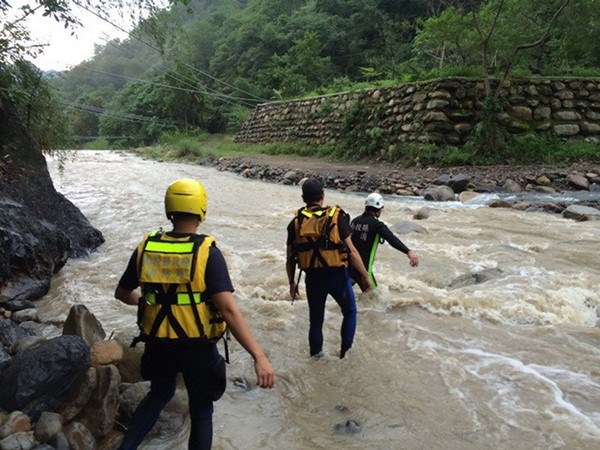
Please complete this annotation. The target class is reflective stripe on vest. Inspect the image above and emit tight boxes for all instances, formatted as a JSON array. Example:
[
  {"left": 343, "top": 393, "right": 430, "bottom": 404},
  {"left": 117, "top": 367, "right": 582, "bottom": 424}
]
[
  {"left": 135, "top": 230, "right": 226, "bottom": 341},
  {"left": 145, "top": 291, "right": 201, "bottom": 305},
  {"left": 144, "top": 240, "right": 195, "bottom": 253}
]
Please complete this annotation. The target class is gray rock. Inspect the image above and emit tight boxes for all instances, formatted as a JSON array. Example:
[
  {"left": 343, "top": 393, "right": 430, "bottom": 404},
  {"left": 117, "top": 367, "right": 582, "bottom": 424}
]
[
  {"left": 412, "top": 207, "right": 431, "bottom": 220},
  {"left": 562, "top": 205, "right": 600, "bottom": 221},
  {"left": 0, "top": 316, "right": 34, "bottom": 350},
  {"left": 488, "top": 199, "right": 513, "bottom": 208},
  {"left": 393, "top": 221, "right": 428, "bottom": 235},
  {"left": 11, "top": 308, "right": 39, "bottom": 323},
  {"left": 0, "top": 300, "right": 35, "bottom": 312},
  {"left": 34, "top": 412, "right": 63, "bottom": 444},
  {"left": 334, "top": 419, "right": 362, "bottom": 435},
  {"left": 422, "top": 185, "right": 455, "bottom": 202},
  {"left": 446, "top": 174, "right": 470, "bottom": 193},
  {"left": 75, "top": 365, "right": 121, "bottom": 438},
  {"left": 0, "top": 101, "right": 104, "bottom": 301},
  {"left": 63, "top": 422, "right": 96, "bottom": 450},
  {"left": 0, "top": 335, "right": 90, "bottom": 420},
  {"left": 567, "top": 173, "right": 590, "bottom": 190},
  {"left": 62, "top": 305, "right": 106, "bottom": 347},
  {"left": 502, "top": 179, "right": 522, "bottom": 193},
  {"left": 449, "top": 268, "right": 504, "bottom": 289},
  {"left": 0, "top": 431, "right": 36, "bottom": 450},
  {"left": 51, "top": 432, "right": 69, "bottom": 450},
  {"left": 10, "top": 335, "right": 45, "bottom": 354},
  {"left": 283, "top": 170, "right": 300, "bottom": 182},
  {"left": 60, "top": 367, "right": 97, "bottom": 423}
]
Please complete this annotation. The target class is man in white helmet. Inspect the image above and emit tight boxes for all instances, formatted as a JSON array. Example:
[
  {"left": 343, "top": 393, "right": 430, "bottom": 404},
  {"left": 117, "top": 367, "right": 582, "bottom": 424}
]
[{"left": 350, "top": 192, "right": 419, "bottom": 289}]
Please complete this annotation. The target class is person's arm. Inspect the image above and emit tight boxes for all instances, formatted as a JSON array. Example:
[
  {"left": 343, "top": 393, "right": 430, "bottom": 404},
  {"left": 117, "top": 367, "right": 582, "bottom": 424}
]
[
  {"left": 114, "top": 285, "right": 141, "bottom": 305},
  {"left": 377, "top": 223, "right": 419, "bottom": 268},
  {"left": 343, "top": 236, "right": 371, "bottom": 291},
  {"left": 211, "top": 291, "right": 275, "bottom": 389},
  {"left": 114, "top": 249, "right": 142, "bottom": 305},
  {"left": 286, "top": 244, "right": 300, "bottom": 300}
]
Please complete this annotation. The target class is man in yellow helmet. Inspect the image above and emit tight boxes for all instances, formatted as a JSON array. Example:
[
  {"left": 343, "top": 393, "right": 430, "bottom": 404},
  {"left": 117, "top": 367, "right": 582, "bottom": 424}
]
[
  {"left": 286, "top": 178, "right": 371, "bottom": 359},
  {"left": 115, "top": 178, "right": 275, "bottom": 450}
]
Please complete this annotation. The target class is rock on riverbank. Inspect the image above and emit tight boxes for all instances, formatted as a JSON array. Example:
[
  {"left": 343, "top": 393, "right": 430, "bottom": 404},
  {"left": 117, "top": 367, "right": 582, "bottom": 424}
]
[
  {"left": 0, "top": 101, "right": 104, "bottom": 301},
  {"left": 213, "top": 154, "right": 600, "bottom": 218},
  {"left": 0, "top": 300, "right": 165, "bottom": 450}
]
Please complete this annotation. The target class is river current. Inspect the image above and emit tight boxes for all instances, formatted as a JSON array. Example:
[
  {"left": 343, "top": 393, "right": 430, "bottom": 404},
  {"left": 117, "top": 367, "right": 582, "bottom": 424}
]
[{"left": 41, "top": 151, "right": 600, "bottom": 449}]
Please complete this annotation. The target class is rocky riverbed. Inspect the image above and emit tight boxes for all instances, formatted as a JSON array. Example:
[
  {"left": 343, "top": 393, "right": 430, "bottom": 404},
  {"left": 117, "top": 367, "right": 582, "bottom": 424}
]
[{"left": 210, "top": 154, "right": 600, "bottom": 218}]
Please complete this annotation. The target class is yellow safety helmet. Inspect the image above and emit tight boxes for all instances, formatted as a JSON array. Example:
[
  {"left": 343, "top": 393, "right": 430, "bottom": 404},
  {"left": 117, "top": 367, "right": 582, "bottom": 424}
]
[{"left": 164, "top": 178, "right": 207, "bottom": 221}]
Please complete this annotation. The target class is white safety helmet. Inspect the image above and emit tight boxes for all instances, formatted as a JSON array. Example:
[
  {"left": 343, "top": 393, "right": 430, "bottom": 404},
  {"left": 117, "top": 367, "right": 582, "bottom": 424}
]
[{"left": 365, "top": 193, "right": 384, "bottom": 209}]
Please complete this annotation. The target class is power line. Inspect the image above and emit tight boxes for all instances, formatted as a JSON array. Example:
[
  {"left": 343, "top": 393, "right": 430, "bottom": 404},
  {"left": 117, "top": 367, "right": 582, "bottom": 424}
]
[
  {"left": 93, "top": 38, "right": 261, "bottom": 107},
  {"left": 60, "top": 98, "right": 175, "bottom": 128},
  {"left": 72, "top": 0, "right": 269, "bottom": 103}
]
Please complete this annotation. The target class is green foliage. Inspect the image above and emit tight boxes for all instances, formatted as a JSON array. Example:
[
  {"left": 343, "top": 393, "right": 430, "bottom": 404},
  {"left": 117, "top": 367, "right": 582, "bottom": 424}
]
[
  {"left": 82, "top": 139, "right": 112, "bottom": 150},
  {"left": 334, "top": 95, "right": 387, "bottom": 160},
  {"left": 503, "top": 133, "right": 600, "bottom": 164},
  {"left": 391, "top": 143, "right": 481, "bottom": 167},
  {"left": 157, "top": 130, "right": 214, "bottom": 159},
  {"left": 10, "top": 0, "right": 597, "bottom": 166},
  {"left": 420, "top": 65, "right": 483, "bottom": 80},
  {"left": 0, "top": 61, "right": 71, "bottom": 152},
  {"left": 469, "top": 96, "right": 507, "bottom": 156}
]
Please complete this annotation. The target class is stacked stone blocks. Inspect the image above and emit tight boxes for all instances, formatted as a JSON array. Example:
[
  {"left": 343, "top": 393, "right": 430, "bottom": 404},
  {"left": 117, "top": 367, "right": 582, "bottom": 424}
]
[{"left": 236, "top": 78, "right": 600, "bottom": 153}]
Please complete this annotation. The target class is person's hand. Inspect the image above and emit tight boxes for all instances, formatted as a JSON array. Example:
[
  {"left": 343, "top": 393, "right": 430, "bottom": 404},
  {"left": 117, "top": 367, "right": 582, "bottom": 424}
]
[
  {"left": 407, "top": 251, "right": 419, "bottom": 268},
  {"left": 359, "top": 275, "right": 371, "bottom": 292},
  {"left": 254, "top": 355, "right": 275, "bottom": 389},
  {"left": 290, "top": 282, "right": 300, "bottom": 301}
]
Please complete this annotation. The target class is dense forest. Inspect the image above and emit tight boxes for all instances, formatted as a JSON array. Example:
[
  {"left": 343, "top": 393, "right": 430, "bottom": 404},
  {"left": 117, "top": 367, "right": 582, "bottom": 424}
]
[{"left": 2, "top": 0, "right": 600, "bottom": 160}]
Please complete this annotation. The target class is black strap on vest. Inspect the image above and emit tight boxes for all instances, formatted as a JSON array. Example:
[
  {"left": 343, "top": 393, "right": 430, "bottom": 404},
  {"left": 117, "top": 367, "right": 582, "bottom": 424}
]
[
  {"left": 186, "top": 282, "right": 206, "bottom": 338},
  {"left": 146, "top": 284, "right": 189, "bottom": 340},
  {"left": 294, "top": 209, "right": 346, "bottom": 269},
  {"left": 131, "top": 233, "right": 228, "bottom": 348}
]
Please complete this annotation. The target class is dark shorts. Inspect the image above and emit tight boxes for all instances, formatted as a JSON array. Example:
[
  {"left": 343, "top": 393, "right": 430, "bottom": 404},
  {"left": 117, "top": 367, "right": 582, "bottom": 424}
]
[{"left": 141, "top": 341, "right": 226, "bottom": 403}]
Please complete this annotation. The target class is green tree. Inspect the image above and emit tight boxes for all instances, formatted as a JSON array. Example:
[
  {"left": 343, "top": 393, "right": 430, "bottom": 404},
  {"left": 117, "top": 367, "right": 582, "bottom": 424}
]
[
  {"left": 0, "top": 61, "right": 71, "bottom": 150},
  {"left": 259, "top": 31, "right": 333, "bottom": 97},
  {"left": 99, "top": 78, "right": 178, "bottom": 145}
]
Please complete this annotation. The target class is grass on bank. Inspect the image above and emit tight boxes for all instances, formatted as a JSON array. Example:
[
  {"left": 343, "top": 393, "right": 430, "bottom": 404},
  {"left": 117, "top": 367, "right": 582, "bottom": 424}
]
[{"left": 120, "top": 130, "right": 599, "bottom": 168}]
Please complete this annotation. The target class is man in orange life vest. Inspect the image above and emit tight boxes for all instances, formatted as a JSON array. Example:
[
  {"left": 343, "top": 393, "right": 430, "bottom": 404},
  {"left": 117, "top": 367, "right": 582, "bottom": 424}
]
[
  {"left": 286, "top": 178, "right": 371, "bottom": 359},
  {"left": 115, "top": 178, "right": 274, "bottom": 449}
]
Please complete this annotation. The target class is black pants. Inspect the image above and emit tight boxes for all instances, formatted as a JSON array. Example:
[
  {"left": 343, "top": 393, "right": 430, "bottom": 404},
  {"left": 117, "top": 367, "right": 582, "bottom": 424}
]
[{"left": 118, "top": 341, "right": 226, "bottom": 450}]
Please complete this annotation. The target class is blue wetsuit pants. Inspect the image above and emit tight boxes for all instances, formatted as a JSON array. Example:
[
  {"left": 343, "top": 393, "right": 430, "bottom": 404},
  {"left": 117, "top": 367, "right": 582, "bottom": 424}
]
[
  {"left": 118, "top": 342, "right": 225, "bottom": 450},
  {"left": 304, "top": 268, "right": 357, "bottom": 358}
]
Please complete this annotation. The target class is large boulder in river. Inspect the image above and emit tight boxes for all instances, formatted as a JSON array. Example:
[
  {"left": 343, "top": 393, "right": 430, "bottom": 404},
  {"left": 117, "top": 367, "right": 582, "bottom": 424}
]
[
  {"left": 562, "top": 204, "right": 600, "bottom": 221},
  {"left": 0, "top": 335, "right": 90, "bottom": 420},
  {"left": 422, "top": 185, "right": 456, "bottom": 201},
  {"left": 0, "top": 99, "right": 104, "bottom": 300}
]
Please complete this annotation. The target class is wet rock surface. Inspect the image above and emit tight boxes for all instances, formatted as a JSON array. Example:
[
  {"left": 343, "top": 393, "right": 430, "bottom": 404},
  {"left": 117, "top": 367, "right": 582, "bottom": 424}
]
[{"left": 0, "top": 101, "right": 104, "bottom": 301}]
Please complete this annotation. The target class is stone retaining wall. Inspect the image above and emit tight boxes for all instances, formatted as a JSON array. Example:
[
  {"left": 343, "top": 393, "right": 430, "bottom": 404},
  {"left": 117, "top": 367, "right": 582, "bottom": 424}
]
[{"left": 235, "top": 78, "right": 600, "bottom": 154}]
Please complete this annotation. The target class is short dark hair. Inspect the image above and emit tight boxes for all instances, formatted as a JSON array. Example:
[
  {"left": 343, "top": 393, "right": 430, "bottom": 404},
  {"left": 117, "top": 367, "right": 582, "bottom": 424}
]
[
  {"left": 168, "top": 211, "right": 201, "bottom": 222},
  {"left": 301, "top": 178, "right": 324, "bottom": 203}
]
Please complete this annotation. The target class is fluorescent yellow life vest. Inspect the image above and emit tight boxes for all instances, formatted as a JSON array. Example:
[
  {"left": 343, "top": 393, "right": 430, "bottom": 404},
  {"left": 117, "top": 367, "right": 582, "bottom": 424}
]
[
  {"left": 134, "top": 229, "right": 226, "bottom": 342},
  {"left": 292, "top": 206, "right": 349, "bottom": 269}
]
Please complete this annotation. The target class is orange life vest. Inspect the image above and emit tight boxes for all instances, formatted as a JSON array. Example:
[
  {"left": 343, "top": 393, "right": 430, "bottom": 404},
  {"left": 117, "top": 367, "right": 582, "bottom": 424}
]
[{"left": 292, "top": 206, "right": 349, "bottom": 269}]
